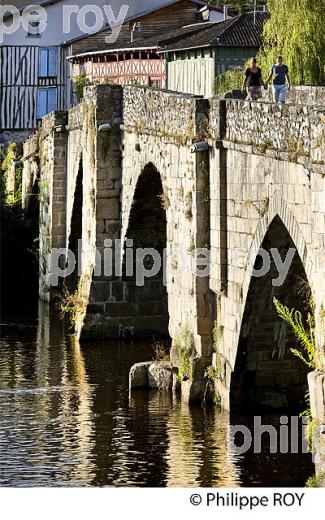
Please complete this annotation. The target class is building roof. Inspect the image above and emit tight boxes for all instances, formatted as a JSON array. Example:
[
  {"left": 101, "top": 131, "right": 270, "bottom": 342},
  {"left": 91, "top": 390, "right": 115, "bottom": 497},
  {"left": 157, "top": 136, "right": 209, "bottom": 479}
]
[
  {"left": 7, "top": 0, "right": 221, "bottom": 24},
  {"left": 63, "top": 0, "right": 223, "bottom": 46},
  {"left": 9, "top": 0, "right": 60, "bottom": 9},
  {"left": 158, "top": 11, "right": 269, "bottom": 52},
  {"left": 67, "top": 21, "right": 215, "bottom": 61},
  {"left": 68, "top": 11, "right": 269, "bottom": 62}
]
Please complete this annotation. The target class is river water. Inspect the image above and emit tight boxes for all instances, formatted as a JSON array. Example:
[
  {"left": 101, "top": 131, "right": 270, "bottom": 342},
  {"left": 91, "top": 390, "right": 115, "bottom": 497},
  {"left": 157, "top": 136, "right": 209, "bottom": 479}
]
[{"left": 0, "top": 303, "right": 314, "bottom": 487}]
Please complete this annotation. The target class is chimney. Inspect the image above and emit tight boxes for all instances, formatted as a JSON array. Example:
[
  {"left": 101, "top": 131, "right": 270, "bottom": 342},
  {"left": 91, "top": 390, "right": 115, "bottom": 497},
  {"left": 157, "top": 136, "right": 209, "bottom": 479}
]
[
  {"left": 197, "top": 6, "right": 209, "bottom": 21},
  {"left": 130, "top": 21, "right": 141, "bottom": 43},
  {"left": 223, "top": 5, "right": 228, "bottom": 20}
]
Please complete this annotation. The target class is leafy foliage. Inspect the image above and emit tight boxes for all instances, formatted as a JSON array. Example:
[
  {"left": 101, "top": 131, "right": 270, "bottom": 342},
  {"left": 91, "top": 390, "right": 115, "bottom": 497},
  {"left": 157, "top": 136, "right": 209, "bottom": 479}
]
[
  {"left": 257, "top": 0, "right": 325, "bottom": 85},
  {"left": 152, "top": 340, "right": 171, "bottom": 362},
  {"left": 175, "top": 325, "right": 195, "bottom": 381},
  {"left": 214, "top": 67, "right": 245, "bottom": 95},
  {"left": 209, "top": 1, "right": 266, "bottom": 13},
  {"left": 212, "top": 321, "right": 223, "bottom": 378},
  {"left": 273, "top": 298, "right": 317, "bottom": 369},
  {"left": 306, "top": 471, "right": 325, "bottom": 488},
  {"left": 1, "top": 143, "right": 17, "bottom": 171},
  {"left": 73, "top": 73, "right": 91, "bottom": 102},
  {"left": 1, "top": 143, "right": 23, "bottom": 205},
  {"left": 203, "top": 365, "right": 222, "bottom": 406},
  {"left": 60, "top": 283, "right": 88, "bottom": 327}
]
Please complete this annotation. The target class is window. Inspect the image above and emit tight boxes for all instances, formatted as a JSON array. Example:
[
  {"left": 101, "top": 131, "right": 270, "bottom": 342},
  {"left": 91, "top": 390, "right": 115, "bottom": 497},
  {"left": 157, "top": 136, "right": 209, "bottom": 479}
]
[
  {"left": 26, "top": 19, "right": 41, "bottom": 38},
  {"left": 149, "top": 78, "right": 161, "bottom": 89},
  {"left": 39, "top": 48, "right": 58, "bottom": 78},
  {"left": 37, "top": 88, "right": 57, "bottom": 120}
]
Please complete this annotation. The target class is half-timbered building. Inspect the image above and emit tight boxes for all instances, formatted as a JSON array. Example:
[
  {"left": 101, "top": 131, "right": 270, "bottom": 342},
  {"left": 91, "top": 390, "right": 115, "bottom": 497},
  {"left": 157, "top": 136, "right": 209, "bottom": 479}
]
[
  {"left": 65, "top": 0, "right": 228, "bottom": 92},
  {"left": 2, "top": 0, "right": 215, "bottom": 147}
]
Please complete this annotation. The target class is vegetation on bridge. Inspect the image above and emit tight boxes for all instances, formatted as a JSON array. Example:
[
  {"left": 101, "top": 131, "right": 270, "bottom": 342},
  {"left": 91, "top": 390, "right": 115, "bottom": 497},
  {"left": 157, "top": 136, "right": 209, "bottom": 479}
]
[{"left": 273, "top": 297, "right": 319, "bottom": 370}]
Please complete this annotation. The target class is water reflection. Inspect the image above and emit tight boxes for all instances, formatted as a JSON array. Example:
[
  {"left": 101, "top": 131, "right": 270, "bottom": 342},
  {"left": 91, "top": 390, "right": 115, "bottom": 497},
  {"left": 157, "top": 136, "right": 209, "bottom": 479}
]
[
  {"left": 0, "top": 302, "right": 96, "bottom": 486},
  {"left": 165, "top": 401, "right": 241, "bottom": 487},
  {"left": 0, "top": 303, "right": 314, "bottom": 487}
]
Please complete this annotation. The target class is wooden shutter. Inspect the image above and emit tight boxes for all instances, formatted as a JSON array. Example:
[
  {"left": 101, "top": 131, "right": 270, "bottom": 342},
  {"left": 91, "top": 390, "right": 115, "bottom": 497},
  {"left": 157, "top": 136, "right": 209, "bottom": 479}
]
[
  {"left": 37, "top": 88, "right": 47, "bottom": 118},
  {"left": 47, "top": 88, "right": 57, "bottom": 112},
  {"left": 48, "top": 48, "right": 58, "bottom": 77},
  {"left": 39, "top": 48, "right": 48, "bottom": 77}
]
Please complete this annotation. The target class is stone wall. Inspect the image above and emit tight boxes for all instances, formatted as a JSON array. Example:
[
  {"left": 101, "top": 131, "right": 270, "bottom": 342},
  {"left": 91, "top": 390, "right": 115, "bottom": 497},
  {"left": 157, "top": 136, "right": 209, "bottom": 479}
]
[
  {"left": 22, "top": 132, "right": 39, "bottom": 212},
  {"left": 34, "top": 112, "right": 68, "bottom": 302},
  {"left": 262, "top": 85, "right": 325, "bottom": 106},
  {"left": 121, "top": 86, "right": 214, "bottom": 400},
  {"left": 223, "top": 100, "right": 325, "bottom": 166},
  {"left": 122, "top": 86, "right": 208, "bottom": 145},
  {"left": 309, "top": 371, "right": 325, "bottom": 482}
]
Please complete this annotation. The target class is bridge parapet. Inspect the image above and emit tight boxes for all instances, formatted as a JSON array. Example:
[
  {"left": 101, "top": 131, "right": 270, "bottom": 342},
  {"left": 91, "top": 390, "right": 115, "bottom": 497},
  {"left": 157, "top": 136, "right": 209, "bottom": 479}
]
[
  {"left": 23, "top": 131, "right": 39, "bottom": 160},
  {"left": 223, "top": 100, "right": 325, "bottom": 166},
  {"left": 262, "top": 85, "right": 325, "bottom": 106},
  {"left": 68, "top": 104, "right": 84, "bottom": 131},
  {"left": 122, "top": 86, "right": 208, "bottom": 145}
]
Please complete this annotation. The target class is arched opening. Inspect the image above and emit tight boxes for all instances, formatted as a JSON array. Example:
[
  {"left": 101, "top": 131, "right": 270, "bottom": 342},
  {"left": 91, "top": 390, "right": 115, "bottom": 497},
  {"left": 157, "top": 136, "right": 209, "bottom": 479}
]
[
  {"left": 26, "top": 174, "right": 40, "bottom": 222},
  {"left": 123, "top": 163, "right": 169, "bottom": 337},
  {"left": 67, "top": 158, "right": 83, "bottom": 290},
  {"left": 231, "top": 216, "right": 311, "bottom": 412}
]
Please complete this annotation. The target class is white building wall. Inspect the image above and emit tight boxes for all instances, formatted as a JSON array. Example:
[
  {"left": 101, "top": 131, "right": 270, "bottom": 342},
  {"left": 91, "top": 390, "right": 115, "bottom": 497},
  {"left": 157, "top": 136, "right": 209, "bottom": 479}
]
[{"left": 167, "top": 57, "right": 215, "bottom": 98}]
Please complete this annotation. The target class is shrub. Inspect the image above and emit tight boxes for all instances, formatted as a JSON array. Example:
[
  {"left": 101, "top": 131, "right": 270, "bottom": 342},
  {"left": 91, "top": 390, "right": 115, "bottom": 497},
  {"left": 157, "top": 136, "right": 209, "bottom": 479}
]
[
  {"left": 175, "top": 325, "right": 195, "bottom": 381},
  {"left": 73, "top": 73, "right": 92, "bottom": 102},
  {"left": 214, "top": 67, "right": 244, "bottom": 95}
]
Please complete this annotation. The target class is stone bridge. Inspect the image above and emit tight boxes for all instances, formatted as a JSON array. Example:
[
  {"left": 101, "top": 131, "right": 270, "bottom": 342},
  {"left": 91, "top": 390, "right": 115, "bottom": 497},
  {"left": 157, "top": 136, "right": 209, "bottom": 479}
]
[{"left": 23, "top": 85, "right": 325, "bottom": 421}]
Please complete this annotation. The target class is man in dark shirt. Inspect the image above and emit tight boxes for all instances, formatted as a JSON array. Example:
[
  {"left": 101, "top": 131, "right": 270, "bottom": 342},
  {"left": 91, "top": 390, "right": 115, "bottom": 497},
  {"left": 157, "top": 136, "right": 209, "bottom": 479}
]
[{"left": 266, "top": 56, "right": 291, "bottom": 103}]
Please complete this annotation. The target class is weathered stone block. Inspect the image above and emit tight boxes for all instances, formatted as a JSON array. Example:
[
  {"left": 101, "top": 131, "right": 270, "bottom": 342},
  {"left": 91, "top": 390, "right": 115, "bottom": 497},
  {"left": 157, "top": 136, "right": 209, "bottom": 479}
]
[
  {"left": 148, "top": 362, "right": 173, "bottom": 390},
  {"left": 309, "top": 370, "right": 325, "bottom": 422},
  {"left": 129, "top": 362, "right": 151, "bottom": 390},
  {"left": 181, "top": 380, "right": 205, "bottom": 404}
]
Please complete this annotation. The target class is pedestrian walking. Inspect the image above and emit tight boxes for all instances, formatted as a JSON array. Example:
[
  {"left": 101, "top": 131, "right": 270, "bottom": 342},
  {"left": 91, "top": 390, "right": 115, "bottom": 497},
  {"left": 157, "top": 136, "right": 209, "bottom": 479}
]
[
  {"left": 266, "top": 56, "right": 291, "bottom": 103},
  {"left": 243, "top": 57, "right": 266, "bottom": 101}
]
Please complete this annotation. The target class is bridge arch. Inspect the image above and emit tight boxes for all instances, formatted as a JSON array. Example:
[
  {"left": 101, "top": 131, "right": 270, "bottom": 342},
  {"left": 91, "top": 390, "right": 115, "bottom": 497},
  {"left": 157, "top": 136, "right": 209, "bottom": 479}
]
[
  {"left": 229, "top": 195, "right": 313, "bottom": 411},
  {"left": 66, "top": 156, "right": 84, "bottom": 290},
  {"left": 121, "top": 162, "right": 169, "bottom": 337},
  {"left": 120, "top": 151, "right": 170, "bottom": 257},
  {"left": 242, "top": 192, "right": 313, "bottom": 309}
]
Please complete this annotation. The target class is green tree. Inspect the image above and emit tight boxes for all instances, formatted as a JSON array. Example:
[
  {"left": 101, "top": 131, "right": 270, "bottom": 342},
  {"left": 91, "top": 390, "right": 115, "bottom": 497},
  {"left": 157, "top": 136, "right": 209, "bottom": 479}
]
[
  {"left": 209, "top": 1, "right": 266, "bottom": 13},
  {"left": 258, "top": 0, "right": 325, "bottom": 85}
]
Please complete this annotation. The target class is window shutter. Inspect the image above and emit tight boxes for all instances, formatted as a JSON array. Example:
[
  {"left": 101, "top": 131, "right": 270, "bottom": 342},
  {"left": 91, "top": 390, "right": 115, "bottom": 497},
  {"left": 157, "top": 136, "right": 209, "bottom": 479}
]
[
  {"left": 48, "top": 48, "right": 58, "bottom": 77},
  {"left": 47, "top": 89, "right": 57, "bottom": 113},
  {"left": 39, "top": 48, "right": 48, "bottom": 77},
  {"left": 37, "top": 88, "right": 57, "bottom": 119},
  {"left": 37, "top": 89, "right": 47, "bottom": 119}
]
